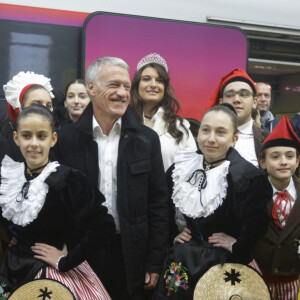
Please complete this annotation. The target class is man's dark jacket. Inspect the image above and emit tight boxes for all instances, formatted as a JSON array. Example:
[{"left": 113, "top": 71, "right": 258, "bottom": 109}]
[
  {"left": 253, "top": 123, "right": 269, "bottom": 160},
  {"left": 54, "top": 103, "right": 169, "bottom": 294}
]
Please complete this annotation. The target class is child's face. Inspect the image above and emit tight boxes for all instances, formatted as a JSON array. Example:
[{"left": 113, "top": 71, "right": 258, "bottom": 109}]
[
  {"left": 13, "top": 114, "right": 57, "bottom": 170},
  {"left": 260, "top": 146, "right": 299, "bottom": 183},
  {"left": 198, "top": 110, "right": 237, "bottom": 163}
]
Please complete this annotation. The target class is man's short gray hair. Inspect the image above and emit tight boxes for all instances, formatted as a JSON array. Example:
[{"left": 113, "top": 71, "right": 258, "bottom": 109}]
[{"left": 85, "top": 57, "right": 129, "bottom": 87}]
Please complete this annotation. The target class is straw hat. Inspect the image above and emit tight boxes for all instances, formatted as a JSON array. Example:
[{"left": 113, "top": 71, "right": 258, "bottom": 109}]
[
  {"left": 8, "top": 279, "right": 75, "bottom": 300},
  {"left": 193, "top": 263, "right": 271, "bottom": 300}
]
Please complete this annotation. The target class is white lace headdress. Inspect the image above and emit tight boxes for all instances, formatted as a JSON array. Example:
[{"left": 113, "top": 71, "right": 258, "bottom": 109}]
[{"left": 3, "top": 71, "right": 54, "bottom": 109}]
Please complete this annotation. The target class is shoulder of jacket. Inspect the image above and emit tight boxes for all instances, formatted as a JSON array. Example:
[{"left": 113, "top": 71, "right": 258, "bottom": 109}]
[
  {"left": 227, "top": 148, "right": 266, "bottom": 192},
  {"left": 253, "top": 123, "right": 269, "bottom": 138}
]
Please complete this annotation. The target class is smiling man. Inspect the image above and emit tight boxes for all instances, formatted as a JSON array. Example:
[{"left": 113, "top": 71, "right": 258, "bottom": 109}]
[
  {"left": 54, "top": 57, "right": 169, "bottom": 299},
  {"left": 206, "top": 68, "right": 269, "bottom": 167}
]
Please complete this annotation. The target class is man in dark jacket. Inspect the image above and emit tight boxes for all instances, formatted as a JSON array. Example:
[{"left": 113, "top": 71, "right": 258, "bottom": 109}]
[
  {"left": 256, "top": 82, "right": 279, "bottom": 132},
  {"left": 290, "top": 112, "right": 300, "bottom": 138},
  {"left": 54, "top": 57, "right": 169, "bottom": 299}
]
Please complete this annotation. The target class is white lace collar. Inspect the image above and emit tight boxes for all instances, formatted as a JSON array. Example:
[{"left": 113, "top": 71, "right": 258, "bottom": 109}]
[
  {"left": 0, "top": 155, "right": 59, "bottom": 226},
  {"left": 172, "top": 151, "right": 230, "bottom": 219}
]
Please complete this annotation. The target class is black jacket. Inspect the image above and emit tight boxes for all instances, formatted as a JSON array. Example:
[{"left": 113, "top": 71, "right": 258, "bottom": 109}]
[
  {"left": 0, "top": 113, "right": 23, "bottom": 162},
  {"left": 253, "top": 123, "right": 269, "bottom": 160},
  {"left": 167, "top": 148, "right": 272, "bottom": 264},
  {"left": 0, "top": 164, "right": 115, "bottom": 292},
  {"left": 54, "top": 103, "right": 169, "bottom": 294}
]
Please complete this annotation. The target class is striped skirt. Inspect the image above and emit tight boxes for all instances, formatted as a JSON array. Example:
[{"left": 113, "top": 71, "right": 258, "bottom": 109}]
[
  {"left": 265, "top": 277, "right": 299, "bottom": 300},
  {"left": 248, "top": 259, "right": 262, "bottom": 274},
  {"left": 35, "top": 261, "right": 111, "bottom": 300}
]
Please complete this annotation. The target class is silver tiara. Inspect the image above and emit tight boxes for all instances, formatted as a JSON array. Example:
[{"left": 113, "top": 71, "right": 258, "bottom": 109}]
[{"left": 137, "top": 53, "right": 168, "bottom": 72}]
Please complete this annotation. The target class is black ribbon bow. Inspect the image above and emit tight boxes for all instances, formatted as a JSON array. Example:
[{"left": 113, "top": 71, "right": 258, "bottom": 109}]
[
  {"left": 16, "top": 181, "right": 30, "bottom": 202},
  {"left": 187, "top": 169, "right": 207, "bottom": 206}
]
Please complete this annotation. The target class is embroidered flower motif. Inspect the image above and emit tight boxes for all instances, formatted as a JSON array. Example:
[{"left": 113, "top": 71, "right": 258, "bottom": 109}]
[
  {"left": 0, "top": 283, "right": 6, "bottom": 300},
  {"left": 164, "top": 262, "right": 188, "bottom": 296}
]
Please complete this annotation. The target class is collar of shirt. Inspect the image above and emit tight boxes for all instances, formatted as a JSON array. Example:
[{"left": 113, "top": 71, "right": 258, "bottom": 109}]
[
  {"left": 260, "top": 110, "right": 274, "bottom": 125},
  {"left": 92, "top": 115, "right": 122, "bottom": 138},
  {"left": 143, "top": 106, "right": 164, "bottom": 124},
  {"left": 269, "top": 177, "right": 297, "bottom": 200},
  {"left": 238, "top": 119, "right": 253, "bottom": 135}
]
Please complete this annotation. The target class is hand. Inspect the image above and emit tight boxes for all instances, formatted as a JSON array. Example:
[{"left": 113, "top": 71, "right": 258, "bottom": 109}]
[
  {"left": 175, "top": 227, "right": 192, "bottom": 244},
  {"left": 144, "top": 272, "right": 159, "bottom": 290},
  {"left": 31, "top": 243, "right": 68, "bottom": 268},
  {"left": 208, "top": 232, "right": 236, "bottom": 251},
  {"left": 8, "top": 237, "right": 18, "bottom": 247}
]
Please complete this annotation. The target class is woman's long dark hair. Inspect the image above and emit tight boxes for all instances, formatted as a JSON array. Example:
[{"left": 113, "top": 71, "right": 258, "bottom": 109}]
[{"left": 131, "top": 63, "right": 188, "bottom": 144}]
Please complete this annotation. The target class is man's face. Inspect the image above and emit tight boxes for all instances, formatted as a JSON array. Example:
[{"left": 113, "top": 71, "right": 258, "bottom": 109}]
[
  {"left": 256, "top": 83, "right": 271, "bottom": 114},
  {"left": 88, "top": 64, "right": 131, "bottom": 121},
  {"left": 220, "top": 81, "right": 256, "bottom": 126}
]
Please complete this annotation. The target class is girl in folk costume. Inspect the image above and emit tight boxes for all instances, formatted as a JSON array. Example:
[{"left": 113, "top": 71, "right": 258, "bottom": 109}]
[
  {"left": 0, "top": 105, "right": 115, "bottom": 299},
  {"left": 1, "top": 71, "right": 54, "bottom": 162},
  {"left": 255, "top": 116, "right": 300, "bottom": 300},
  {"left": 155, "top": 103, "right": 272, "bottom": 299}
]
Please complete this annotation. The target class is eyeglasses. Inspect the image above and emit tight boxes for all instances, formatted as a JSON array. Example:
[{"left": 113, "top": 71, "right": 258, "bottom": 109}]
[
  {"left": 256, "top": 93, "right": 271, "bottom": 99},
  {"left": 223, "top": 89, "right": 253, "bottom": 99}
]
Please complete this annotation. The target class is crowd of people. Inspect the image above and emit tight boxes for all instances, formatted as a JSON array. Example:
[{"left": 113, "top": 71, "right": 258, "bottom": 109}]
[{"left": 0, "top": 53, "right": 299, "bottom": 300}]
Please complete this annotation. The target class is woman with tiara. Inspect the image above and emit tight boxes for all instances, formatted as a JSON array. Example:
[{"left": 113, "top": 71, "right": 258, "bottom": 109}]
[{"left": 131, "top": 53, "right": 196, "bottom": 172}]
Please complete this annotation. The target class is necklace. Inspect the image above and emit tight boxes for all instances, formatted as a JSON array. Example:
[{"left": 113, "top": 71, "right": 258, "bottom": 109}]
[
  {"left": 144, "top": 115, "right": 152, "bottom": 119},
  {"left": 204, "top": 157, "right": 226, "bottom": 171},
  {"left": 27, "top": 161, "right": 49, "bottom": 177}
]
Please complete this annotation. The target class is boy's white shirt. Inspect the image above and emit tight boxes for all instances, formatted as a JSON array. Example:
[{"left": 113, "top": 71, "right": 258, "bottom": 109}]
[{"left": 235, "top": 119, "right": 258, "bottom": 168}]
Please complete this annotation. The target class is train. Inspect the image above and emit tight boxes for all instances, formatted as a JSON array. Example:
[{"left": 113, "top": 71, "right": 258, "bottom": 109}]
[{"left": 0, "top": 1, "right": 299, "bottom": 119}]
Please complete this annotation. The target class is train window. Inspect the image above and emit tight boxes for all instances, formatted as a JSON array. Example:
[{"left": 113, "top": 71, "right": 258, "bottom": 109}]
[{"left": 0, "top": 19, "right": 82, "bottom": 99}]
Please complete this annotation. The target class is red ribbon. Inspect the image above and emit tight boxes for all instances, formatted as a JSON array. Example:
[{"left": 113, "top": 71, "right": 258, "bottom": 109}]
[
  {"left": 272, "top": 191, "right": 291, "bottom": 229},
  {"left": 7, "top": 83, "right": 36, "bottom": 122}
]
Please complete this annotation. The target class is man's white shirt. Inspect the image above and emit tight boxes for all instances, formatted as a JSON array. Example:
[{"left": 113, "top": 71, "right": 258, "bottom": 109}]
[
  {"left": 93, "top": 116, "right": 121, "bottom": 231},
  {"left": 235, "top": 119, "right": 258, "bottom": 168}
]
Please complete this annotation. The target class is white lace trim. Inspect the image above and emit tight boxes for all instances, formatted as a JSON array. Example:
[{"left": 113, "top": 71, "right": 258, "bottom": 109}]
[
  {"left": 3, "top": 71, "right": 54, "bottom": 109},
  {"left": 172, "top": 151, "right": 230, "bottom": 219},
  {"left": 0, "top": 156, "right": 59, "bottom": 226}
]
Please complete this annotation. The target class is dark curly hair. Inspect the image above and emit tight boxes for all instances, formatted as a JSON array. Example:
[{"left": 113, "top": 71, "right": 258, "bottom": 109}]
[{"left": 131, "top": 63, "right": 188, "bottom": 144}]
